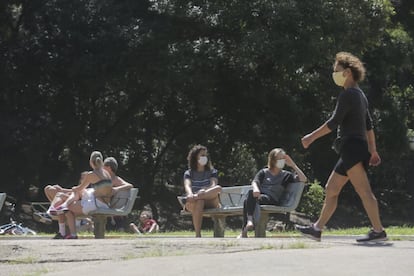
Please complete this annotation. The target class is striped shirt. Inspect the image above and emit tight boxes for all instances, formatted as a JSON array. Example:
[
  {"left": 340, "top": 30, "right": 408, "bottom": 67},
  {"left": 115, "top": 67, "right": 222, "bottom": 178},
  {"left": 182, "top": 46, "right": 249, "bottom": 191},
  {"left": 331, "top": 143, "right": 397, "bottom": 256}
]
[{"left": 184, "top": 169, "right": 218, "bottom": 193}]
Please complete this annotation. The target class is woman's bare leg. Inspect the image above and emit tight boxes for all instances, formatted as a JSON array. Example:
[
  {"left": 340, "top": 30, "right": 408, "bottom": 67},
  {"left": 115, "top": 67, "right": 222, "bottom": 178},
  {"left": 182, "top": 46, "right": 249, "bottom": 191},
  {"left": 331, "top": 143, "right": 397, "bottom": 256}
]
[
  {"left": 314, "top": 171, "right": 348, "bottom": 229},
  {"left": 196, "top": 185, "right": 222, "bottom": 201},
  {"left": 44, "top": 186, "right": 66, "bottom": 224},
  {"left": 186, "top": 200, "right": 205, "bottom": 237},
  {"left": 65, "top": 211, "right": 76, "bottom": 236},
  {"left": 347, "top": 162, "right": 383, "bottom": 232},
  {"left": 184, "top": 186, "right": 221, "bottom": 237},
  {"left": 66, "top": 202, "right": 84, "bottom": 236}
]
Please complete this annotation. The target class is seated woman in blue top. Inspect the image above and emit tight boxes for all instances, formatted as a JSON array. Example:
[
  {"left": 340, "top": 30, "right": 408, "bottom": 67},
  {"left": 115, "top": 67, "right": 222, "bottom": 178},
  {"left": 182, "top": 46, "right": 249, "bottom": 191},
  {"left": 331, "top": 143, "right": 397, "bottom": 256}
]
[{"left": 183, "top": 144, "right": 222, "bottom": 237}]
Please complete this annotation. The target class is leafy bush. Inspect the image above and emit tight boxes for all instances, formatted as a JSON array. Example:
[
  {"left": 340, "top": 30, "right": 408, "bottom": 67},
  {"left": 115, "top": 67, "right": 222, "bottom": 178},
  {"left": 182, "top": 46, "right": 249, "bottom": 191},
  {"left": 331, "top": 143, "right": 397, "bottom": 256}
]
[{"left": 297, "top": 180, "right": 324, "bottom": 220}]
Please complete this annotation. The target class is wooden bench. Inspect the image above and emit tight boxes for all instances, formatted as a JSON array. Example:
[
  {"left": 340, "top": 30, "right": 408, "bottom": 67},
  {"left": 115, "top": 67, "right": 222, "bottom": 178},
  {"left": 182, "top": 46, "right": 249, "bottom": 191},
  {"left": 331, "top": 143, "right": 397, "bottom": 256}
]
[
  {"left": 0, "top": 193, "right": 6, "bottom": 212},
  {"left": 178, "top": 182, "right": 305, "bottom": 237}
]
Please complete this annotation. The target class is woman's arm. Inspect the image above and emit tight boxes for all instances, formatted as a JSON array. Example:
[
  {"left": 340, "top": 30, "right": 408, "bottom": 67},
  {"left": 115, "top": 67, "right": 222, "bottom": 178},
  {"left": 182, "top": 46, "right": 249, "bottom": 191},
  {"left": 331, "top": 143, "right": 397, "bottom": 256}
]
[
  {"left": 209, "top": 177, "right": 218, "bottom": 188},
  {"left": 112, "top": 177, "right": 133, "bottom": 193},
  {"left": 184, "top": 178, "right": 193, "bottom": 196},
  {"left": 73, "top": 172, "right": 93, "bottom": 193},
  {"left": 54, "top": 185, "right": 72, "bottom": 193},
  {"left": 285, "top": 155, "right": 307, "bottom": 183},
  {"left": 251, "top": 180, "right": 261, "bottom": 198},
  {"left": 251, "top": 169, "right": 264, "bottom": 198},
  {"left": 366, "top": 129, "right": 381, "bottom": 166},
  {"left": 301, "top": 122, "right": 332, "bottom": 149}
]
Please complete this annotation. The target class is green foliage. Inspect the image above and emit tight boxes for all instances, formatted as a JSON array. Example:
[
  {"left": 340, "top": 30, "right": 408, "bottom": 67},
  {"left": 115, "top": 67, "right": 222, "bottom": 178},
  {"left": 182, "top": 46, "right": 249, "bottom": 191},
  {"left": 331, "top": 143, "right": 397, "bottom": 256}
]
[
  {"left": 0, "top": 0, "right": 413, "bottom": 226},
  {"left": 297, "top": 180, "right": 325, "bottom": 220},
  {"left": 215, "top": 142, "right": 258, "bottom": 186}
]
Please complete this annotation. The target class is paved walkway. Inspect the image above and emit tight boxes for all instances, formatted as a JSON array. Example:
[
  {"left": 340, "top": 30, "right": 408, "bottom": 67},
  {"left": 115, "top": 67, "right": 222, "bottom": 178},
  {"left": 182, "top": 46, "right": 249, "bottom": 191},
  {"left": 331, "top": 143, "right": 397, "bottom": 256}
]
[{"left": 1, "top": 236, "right": 413, "bottom": 276}]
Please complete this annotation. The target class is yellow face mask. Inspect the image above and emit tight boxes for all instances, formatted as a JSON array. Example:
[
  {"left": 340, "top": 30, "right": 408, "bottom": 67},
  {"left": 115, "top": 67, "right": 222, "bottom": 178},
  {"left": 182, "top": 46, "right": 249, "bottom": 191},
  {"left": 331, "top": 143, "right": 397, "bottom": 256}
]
[{"left": 332, "top": 71, "right": 347, "bottom": 87}]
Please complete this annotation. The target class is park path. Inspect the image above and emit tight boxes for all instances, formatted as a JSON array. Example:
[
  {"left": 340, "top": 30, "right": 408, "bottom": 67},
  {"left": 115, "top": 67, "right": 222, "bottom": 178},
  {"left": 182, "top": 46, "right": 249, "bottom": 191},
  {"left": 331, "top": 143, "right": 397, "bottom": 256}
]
[{"left": 0, "top": 236, "right": 413, "bottom": 276}]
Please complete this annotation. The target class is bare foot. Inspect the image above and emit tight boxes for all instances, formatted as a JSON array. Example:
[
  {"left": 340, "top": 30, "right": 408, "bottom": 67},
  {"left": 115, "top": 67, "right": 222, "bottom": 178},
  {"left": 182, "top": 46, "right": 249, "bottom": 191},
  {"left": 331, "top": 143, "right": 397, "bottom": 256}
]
[{"left": 245, "top": 220, "right": 254, "bottom": 231}]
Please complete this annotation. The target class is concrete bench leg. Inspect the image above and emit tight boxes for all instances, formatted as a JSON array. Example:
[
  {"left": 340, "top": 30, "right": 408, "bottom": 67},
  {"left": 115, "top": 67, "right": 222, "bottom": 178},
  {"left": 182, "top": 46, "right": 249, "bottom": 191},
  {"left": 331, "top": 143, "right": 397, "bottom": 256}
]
[
  {"left": 212, "top": 216, "right": 226, "bottom": 237},
  {"left": 93, "top": 215, "right": 107, "bottom": 239},
  {"left": 255, "top": 212, "right": 269, "bottom": 238}
]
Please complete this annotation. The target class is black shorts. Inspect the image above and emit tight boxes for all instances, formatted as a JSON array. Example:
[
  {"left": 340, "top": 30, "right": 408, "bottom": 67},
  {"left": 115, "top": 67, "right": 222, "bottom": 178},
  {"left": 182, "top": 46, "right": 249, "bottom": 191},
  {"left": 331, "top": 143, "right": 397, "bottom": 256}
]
[{"left": 334, "top": 137, "right": 371, "bottom": 176}]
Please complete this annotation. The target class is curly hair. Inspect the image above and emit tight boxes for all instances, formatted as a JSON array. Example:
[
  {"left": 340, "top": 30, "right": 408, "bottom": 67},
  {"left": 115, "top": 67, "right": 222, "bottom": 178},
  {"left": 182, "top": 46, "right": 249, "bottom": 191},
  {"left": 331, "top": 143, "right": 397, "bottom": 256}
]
[
  {"left": 335, "top": 52, "right": 366, "bottom": 82},
  {"left": 187, "top": 144, "right": 213, "bottom": 171}
]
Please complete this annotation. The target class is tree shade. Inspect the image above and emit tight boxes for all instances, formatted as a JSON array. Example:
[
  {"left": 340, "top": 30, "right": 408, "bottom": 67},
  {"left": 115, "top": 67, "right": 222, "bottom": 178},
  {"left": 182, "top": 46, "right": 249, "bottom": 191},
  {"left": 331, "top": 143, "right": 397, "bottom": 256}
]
[{"left": 0, "top": 0, "right": 413, "bottom": 226}]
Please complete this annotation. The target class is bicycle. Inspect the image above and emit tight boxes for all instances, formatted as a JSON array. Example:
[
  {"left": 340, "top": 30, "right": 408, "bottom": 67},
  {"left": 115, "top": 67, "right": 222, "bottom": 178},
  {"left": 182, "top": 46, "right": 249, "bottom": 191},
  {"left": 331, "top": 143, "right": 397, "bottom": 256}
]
[
  {"left": 0, "top": 198, "right": 37, "bottom": 236},
  {"left": 0, "top": 218, "right": 37, "bottom": 235}
]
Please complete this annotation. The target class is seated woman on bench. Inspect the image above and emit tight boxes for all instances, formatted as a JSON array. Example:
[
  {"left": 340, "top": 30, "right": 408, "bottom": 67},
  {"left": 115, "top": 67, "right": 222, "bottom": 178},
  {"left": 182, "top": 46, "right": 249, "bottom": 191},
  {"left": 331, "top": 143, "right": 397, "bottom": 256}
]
[
  {"left": 240, "top": 148, "right": 307, "bottom": 238},
  {"left": 58, "top": 151, "right": 112, "bottom": 239},
  {"left": 183, "top": 144, "right": 222, "bottom": 238}
]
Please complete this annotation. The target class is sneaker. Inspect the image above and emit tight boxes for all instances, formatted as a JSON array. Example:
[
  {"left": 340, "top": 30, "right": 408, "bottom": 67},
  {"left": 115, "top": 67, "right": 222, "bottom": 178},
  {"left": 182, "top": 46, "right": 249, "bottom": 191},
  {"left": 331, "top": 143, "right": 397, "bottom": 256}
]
[
  {"left": 295, "top": 224, "right": 322, "bottom": 242},
  {"left": 356, "top": 229, "right": 387, "bottom": 242},
  {"left": 64, "top": 234, "right": 78, "bottom": 239},
  {"left": 50, "top": 206, "right": 69, "bottom": 216},
  {"left": 52, "top": 233, "right": 65, "bottom": 239},
  {"left": 55, "top": 205, "right": 69, "bottom": 212}
]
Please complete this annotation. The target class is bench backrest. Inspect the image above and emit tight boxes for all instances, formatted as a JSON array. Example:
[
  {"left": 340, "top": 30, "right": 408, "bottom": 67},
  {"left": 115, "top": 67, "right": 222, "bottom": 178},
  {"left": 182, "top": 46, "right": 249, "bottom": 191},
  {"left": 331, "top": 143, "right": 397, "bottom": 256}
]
[
  {"left": 219, "top": 185, "right": 252, "bottom": 208},
  {"left": 110, "top": 188, "right": 139, "bottom": 211},
  {"left": 88, "top": 187, "right": 139, "bottom": 217},
  {"left": 176, "top": 186, "right": 252, "bottom": 210},
  {"left": 178, "top": 182, "right": 305, "bottom": 213},
  {"left": 279, "top": 182, "right": 305, "bottom": 208},
  {"left": 0, "top": 193, "right": 6, "bottom": 212},
  {"left": 220, "top": 182, "right": 305, "bottom": 209}
]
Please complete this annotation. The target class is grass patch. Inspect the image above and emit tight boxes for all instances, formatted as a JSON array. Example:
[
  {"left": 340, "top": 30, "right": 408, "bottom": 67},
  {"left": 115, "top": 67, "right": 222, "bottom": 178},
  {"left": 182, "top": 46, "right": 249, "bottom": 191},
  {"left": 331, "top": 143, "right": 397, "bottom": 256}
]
[
  {"left": 259, "top": 241, "right": 309, "bottom": 250},
  {"left": 8, "top": 226, "right": 414, "bottom": 239},
  {"left": 21, "top": 268, "right": 49, "bottom": 276},
  {"left": 139, "top": 248, "right": 185, "bottom": 258},
  {"left": 314, "top": 226, "right": 414, "bottom": 236},
  {"left": 121, "top": 252, "right": 139, "bottom": 260},
  {"left": 7, "top": 256, "right": 38, "bottom": 264},
  {"left": 208, "top": 240, "right": 239, "bottom": 248},
  {"left": 259, "top": 243, "right": 277, "bottom": 250},
  {"left": 285, "top": 241, "right": 308, "bottom": 249}
]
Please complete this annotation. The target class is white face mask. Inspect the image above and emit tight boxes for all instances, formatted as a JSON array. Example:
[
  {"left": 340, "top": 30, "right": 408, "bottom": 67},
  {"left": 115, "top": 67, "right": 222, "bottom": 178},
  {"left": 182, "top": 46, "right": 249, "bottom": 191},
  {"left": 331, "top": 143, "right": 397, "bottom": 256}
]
[
  {"left": 198, "top": 156, "right": 208, "bottom": 166},
  {"left": 276, "top": 159, "right": 285, "bottom": 169},
  {"left": 332, "top": 71, "right": 347, "bottom": 87}
]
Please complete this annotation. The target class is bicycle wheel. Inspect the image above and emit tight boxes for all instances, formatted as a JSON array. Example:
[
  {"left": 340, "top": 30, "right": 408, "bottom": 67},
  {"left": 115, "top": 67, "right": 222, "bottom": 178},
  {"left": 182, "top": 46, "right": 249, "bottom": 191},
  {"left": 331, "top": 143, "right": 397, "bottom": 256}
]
[
  {"left": 24, "top": 227, "right": 37, "bottom": 235},
  {"left": 11, "top": 226, "right": 36, "bottom": 235},
  {"left": 0, "top": 224, "right": 14, "bottom": 235},
  {"left": 11, "top": 227, "right": 25, "bottom": 235}
]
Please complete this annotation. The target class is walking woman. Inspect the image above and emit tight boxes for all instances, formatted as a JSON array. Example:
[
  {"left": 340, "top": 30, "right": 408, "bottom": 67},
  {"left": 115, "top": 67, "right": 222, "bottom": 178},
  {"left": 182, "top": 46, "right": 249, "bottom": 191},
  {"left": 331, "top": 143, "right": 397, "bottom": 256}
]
[{"left": 296, "top": 52, "right": 387, "bottom": 242}]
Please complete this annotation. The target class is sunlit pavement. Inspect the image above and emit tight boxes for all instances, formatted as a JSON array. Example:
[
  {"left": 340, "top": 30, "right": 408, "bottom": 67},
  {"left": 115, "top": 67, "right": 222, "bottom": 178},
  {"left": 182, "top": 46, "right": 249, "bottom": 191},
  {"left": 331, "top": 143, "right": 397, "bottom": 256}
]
[{"left": 43, "top": 236, "right": 413, "bottom": 276}]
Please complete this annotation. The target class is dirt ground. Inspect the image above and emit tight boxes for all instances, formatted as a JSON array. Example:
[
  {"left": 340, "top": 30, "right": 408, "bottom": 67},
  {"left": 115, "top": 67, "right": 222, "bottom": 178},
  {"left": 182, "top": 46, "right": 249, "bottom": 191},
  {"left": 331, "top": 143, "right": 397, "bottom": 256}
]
[
  {"left": 0, "top": 235, "right": 325, "bottom": 276},
  {"left": 1, "top": 235, "right": 414, "bottom": 276}
]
